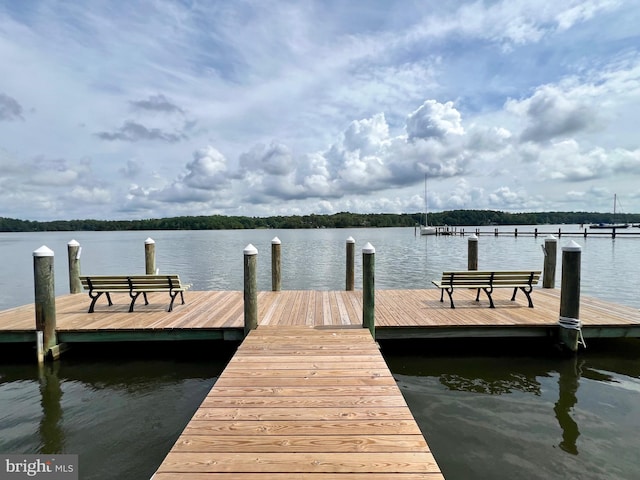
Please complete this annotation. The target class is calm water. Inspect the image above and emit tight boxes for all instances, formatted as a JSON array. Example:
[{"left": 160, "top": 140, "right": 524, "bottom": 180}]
[{"left": 1, "top": 227, "right": 640, "bottom": 479}]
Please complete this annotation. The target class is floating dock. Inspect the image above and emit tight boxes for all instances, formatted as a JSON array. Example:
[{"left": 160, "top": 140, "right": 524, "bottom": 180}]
[
  {"left": 1, "top": 288, "right": 639, "bottom": 343},
  {"left": 152, "top": 325, "right": 443, "bottom": 479},
  {"left": 2, "top": 288, "right": 640, "bottom": 479}
]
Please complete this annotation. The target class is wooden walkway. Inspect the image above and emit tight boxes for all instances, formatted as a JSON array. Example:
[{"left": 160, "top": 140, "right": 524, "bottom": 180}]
[
  {"left": 2, "top": 288, "right": 640, "bottom": 342},
  {"left": 152, "top": 325, "right": 443, "bottom": 479}
]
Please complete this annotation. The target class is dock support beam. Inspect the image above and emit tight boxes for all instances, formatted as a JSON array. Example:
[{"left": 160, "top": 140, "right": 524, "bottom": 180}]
[
  {"left": 558, "top": 241, "right": 582, "bottom": 352},
  {"left": 362, "top": 243, "right": 375, "bottom": 339},
  {"left": 346, "top": 236, "right": 355, "bottom": 291},
  {"left": 271, "top": 237, "right": 281, "bottom": 292},
  {"left": 145, "top": 237, "right": 156, "bottom": 274},
  {"left": 542, "top": 235, "right": 557, "bottom": 288},
  {"left": 467, "top": 234, "right": 478, "bottom": 270},
  {"left": 34, "top": 246, "right": 58, "bottom": 363},
  {"left": 244, "top": 244, "right": 258, "bottom": 336},
  {"left": 67, "top": 239, "right": 82, "bottom": 294}
]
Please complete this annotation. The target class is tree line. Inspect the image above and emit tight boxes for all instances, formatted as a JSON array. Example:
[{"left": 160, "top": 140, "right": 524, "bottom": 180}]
[{"left": 2, "top": 210, "right": 639, "bottom": 232}]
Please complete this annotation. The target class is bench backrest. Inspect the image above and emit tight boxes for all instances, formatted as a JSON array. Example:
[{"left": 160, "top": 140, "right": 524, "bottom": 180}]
[
  {"left": 440, "top": 270, "right": 541, "bottom": 286},
  {"left": 79, "top": 275, "right": 183, "bottom": 290}
]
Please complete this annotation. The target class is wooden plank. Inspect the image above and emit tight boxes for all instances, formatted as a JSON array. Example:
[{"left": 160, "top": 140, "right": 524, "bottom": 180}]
[
  {"left": 155, "top": 452, "right": 439, "bottom": 474},
  {"left": 153, "top": 473, "right": 443, "bottom": 479}
]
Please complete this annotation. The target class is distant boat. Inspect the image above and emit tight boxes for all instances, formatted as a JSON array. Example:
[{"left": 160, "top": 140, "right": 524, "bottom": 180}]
[
  {"left": 420, "top": 175, "right": 436, "bottom": 236},
  {"left": 589, "top": 194, "right": 630, "bottom": 229}
]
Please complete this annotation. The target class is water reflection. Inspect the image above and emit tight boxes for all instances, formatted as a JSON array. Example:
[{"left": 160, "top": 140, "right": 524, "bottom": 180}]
[
  {"left": 554, "top": 358, "right": 582, "bottom": 455},
  {"left": 38, "top": 362, "right": 64, "bottom": 454}
]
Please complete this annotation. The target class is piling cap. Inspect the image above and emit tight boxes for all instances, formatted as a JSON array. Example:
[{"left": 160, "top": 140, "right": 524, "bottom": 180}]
[
  {"left": 67, "top": 239, "right": 80, "bottom": 247},
  {"left": 563, "top": 240, "right": 582, "bottom": 252},
  {"left": 145, "top": 237, "right": 155, "bottom": 244},
  {"left": 244, "top": 243, "right": 258, "bottom": 255},
  {"left": 271, "top": 236, "right": 281, "bottom": 244},
  {"left": 33, "top": 245, "right": 54, "bottom": 257},
  {"left": 545, "top": 235, "right": 557, "bottom": 242},
  {"left": 346, "top": 236, "right": 355, "bottom": 244},
  {"left": 468, "top": 234, "right": 478, "bottom": 241},
  {"left": 362, "top": 242, "right": 375, "bottom": 254}
]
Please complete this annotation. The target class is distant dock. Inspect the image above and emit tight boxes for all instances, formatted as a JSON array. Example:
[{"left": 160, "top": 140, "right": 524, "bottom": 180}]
[{"left": 425, "top": 225, "right": 640, "bottom": 238}]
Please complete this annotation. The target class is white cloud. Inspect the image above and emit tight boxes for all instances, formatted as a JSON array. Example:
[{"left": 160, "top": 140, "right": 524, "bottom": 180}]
[{"left": 0, "top": 0, "right": 639, "bottom": 220}]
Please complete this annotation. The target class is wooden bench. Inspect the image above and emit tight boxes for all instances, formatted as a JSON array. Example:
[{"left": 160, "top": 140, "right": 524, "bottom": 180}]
[
  {"left": 432, "top": 270, "right": 541, "bottom": 309},
  {"left": 79, "top": 275, "right": 189, "bottom": 313}
]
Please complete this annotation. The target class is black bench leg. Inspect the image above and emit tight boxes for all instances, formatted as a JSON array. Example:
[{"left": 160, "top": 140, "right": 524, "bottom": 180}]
[
  {"left": 511, "top": 287, "right": 518, "bottom": 301},
  {"left": 475, "top": 288, "right": 481, "bottom": 301},
  {"left": 439, "top": 289, "right": 444, "bottom": 302},
  {"left": 143, "top": 292, "right": 149, "bottom": 305},
  {"left": 129, "top": 292, "right": 142, "bottom": 312},
  {"left": 483, "top": 288, "right": 495, "bottom": 308},
  {"left": 445, "top": 287, "right": 455, "bottom": 309},
  {"left": 88, "top": 292, "right": 103, "bottom": 313},
  {"left": 522, "top": 287, "right": 534, "bottom": 308},
  {"left": 180, "top": 291, "right": 185, "bottom": 305},
  {"left": 167, "top": 291, "right": 179, "bottom": 312}
]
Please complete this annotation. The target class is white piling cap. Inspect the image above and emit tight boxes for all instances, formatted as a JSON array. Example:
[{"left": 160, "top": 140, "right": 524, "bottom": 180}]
[
  {"left": 271, "top": 236, "right": 281, "bottom": 244},
  {"left": 68, "top": 239, "right": 80, "bottom": 247},
  {"left": 545, "top": 235, "right": 557, "bottom": 242},
  {"left": 468, "top": 234, "right": 478, "bottom": 241},
  {"left": 362, "top": 242, "right": 375, "bottom": 254},
  {"left": 33, "top": 245, "right": 54, "bottom": 257},
  {"left": 346, "top": 236, "right": 355, "bottom": 244},
  {"left": 145, "top": 237, "right": 155, "bottom": 244},
  {"left": 244, "top": 243, "right": 258, "bottom": 255},
  {"left": 563, "top": 240, "right": 582, "bottom": 252}
]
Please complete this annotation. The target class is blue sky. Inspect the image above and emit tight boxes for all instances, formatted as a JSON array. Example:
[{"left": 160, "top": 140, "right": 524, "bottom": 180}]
[{"left": 1, "top": 0, "right": 639, "bottom": 221}]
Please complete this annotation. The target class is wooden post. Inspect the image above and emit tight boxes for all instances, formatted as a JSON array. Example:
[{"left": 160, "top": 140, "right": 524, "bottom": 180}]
[
  {"left": 244, "top": 244, "right": 258, "bottom": 336},
  {"left": 515, "top": 228, "right": 518, "bottom": 237},
  {"left": 362, "top": 243, "right": 375, "bottom": 339},
  {"left": 34, "top": 246, "right": 57, "bottom": 361},
  {"left": 67, "top": 239, "right": 82, "bottom": 294},
  {"left": 145, "top": 237, "right": 156, "bottom": 274},
  {"left": 467, "top": 234, "right": 478, "bottom": 270},
  {"left": 542, "top": 235, "right": 557, "bottom": 288},
  {"left": 346, "top": 236, "right": 355, "bottom": 291},
  {"left": 271, "top": 237, "right": 281, "bottom": 292},
  {"left": 558, "top": 241, "right": 582, "bottom": 352}
]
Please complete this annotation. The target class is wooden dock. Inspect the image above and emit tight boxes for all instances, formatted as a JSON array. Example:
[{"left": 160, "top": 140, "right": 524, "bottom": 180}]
[
  {"left": 151, "top": 325, "right": 443, "bottom": 479},
  {"left": 2, "top": 288, "right": 640, "bottom": 343}
]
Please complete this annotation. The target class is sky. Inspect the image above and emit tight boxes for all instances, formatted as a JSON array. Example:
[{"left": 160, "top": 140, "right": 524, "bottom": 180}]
[{"left": 1, "top": 0, "right": 639, "bottom": 221}]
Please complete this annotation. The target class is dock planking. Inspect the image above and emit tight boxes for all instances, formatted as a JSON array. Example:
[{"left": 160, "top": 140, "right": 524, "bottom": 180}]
[
  {"left": 151, "top": 325, "right": 444, "bottom": 479},
  {"left": 2, "top": 288, "right": 640, "bottom": 342}
]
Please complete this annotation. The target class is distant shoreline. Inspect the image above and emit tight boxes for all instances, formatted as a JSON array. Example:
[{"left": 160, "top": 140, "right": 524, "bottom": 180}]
[{"left": 2, "top": 210, "right": 640, "bottom": 232}]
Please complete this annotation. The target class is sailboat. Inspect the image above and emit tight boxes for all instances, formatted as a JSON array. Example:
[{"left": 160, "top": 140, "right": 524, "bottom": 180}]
[
  {"left": 420, "top": 175, "right": 437, "bottom": 235},
  {"left": 589, "top": 194, "right": 630, "bottom": 229}
]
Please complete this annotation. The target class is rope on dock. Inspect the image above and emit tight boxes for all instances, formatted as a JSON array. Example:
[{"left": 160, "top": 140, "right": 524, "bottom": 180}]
[{"left": 558, "top": 316, "right": 586, "bottom": 348}]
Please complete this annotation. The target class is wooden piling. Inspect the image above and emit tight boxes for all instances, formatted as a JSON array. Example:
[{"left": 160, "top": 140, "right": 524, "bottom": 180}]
[
  {"left": 467, "top": 234, "right": 478, "bottom": 270},
  {"left": 34, "top": 246, "right": 57, "bottom": 361},
  {"left": 362, "top": 243, "right": 375, "bottom": 339},
  {"left": 145, "top": 238, "right": 156, "bottom": 274},
  {"left": 346, "top": 236, "right": 355, "bottom": 291},
  {"left": 559, "top": 241, "right": 582, "bottom": 352},
  {"left": 67, "top": 239, "right": 82, "bottom": 294},
  {"left": 542, "top": 235, "right": 557, "bottom": 288},
  {"left": 244, "top": 244, "right": 258, "bottom": 336},
  {"left": 271, "top": 237, "right": 281, "bottom": 292}
]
